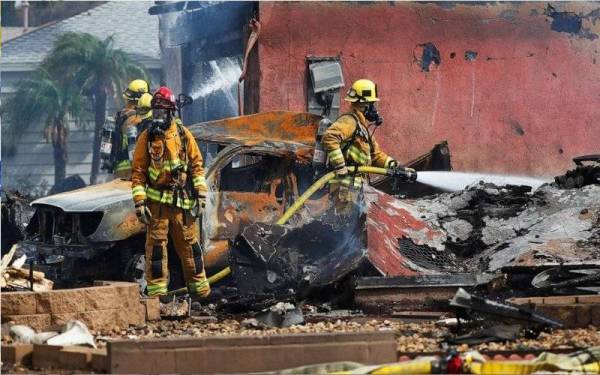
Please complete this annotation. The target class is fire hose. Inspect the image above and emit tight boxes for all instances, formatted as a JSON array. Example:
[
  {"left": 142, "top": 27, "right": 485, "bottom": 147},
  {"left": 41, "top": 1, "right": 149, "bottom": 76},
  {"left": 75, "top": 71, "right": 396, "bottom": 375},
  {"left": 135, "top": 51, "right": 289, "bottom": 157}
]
[
  {"left": 299, "top": 347, "right": 600, "bottom": 374},
  {"left": 167, "top": 266, "right": 232, "bottom": 296},
  {"left": 277, "top": 166, "right": 416, "bottom": 225}
]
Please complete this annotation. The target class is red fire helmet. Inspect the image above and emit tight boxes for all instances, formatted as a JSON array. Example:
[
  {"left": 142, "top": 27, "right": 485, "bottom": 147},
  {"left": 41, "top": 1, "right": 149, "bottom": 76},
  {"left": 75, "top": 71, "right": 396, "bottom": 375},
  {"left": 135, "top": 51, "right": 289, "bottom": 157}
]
[{"left": 151, "top": 86, "right": 176, "bottom": 110}]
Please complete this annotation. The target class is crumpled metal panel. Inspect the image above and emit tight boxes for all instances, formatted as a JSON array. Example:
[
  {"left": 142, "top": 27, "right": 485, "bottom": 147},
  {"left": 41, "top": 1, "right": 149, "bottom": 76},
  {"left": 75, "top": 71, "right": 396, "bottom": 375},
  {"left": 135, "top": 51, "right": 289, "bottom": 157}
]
[
  {"left": 87, "top": 199, "right": 145, "bottom": 243},
  {"left": 364, "top": 187, "right": 446, "bottom": 276},
  {"left": 230, "top": 211, "right": 367, "bottom": 297},
  {"left": 31, "top": 179, "right": 132, "bottom": 212},
  {"left": 30, "top": 179, "right": 145, "bottom": 243},
  {"left": 187, "top": 111, "right": 320, "bottom": 148}
]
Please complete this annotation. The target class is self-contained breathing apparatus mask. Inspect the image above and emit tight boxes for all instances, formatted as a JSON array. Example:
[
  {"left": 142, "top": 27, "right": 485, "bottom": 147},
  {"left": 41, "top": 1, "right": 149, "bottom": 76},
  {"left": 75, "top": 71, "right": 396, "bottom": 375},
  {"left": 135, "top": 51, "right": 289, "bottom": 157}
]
[
  {"left": 149, "top": 108, "right": 171, "bottom": 138},
  {"left": 364, "top": 103, "right": 383, "bottom": 126}
]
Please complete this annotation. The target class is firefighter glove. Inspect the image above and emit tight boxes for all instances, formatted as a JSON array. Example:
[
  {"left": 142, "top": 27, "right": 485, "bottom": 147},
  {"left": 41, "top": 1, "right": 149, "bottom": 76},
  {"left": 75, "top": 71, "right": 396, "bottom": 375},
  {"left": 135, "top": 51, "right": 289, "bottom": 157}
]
[{"left": 135, "top": 201, "right": 152, "bottom": 225}]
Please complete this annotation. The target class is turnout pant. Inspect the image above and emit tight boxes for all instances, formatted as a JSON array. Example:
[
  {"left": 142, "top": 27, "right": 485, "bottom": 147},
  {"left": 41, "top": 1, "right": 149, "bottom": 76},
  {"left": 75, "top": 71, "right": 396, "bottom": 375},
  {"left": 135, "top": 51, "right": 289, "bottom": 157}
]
[{"left": 145, "top": 201, "right": 210, "bottom": 297}]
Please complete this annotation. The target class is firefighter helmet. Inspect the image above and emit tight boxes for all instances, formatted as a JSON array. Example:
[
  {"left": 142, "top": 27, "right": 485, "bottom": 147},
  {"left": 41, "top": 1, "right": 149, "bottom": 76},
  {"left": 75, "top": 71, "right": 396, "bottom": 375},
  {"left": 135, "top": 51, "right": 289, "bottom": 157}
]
[
  {"left": 151, "top": 86, "right": 176, "bottom": 110},
  {"left": 137, "top": 92, "right": 152, "bottom": 112},
  {"left": 137, "top": 93, "right": 153, "bottom": 119},
  {"left": 344, "top": 79, "right": 379, "bottom": 103},
  {"left": 123, "top": 79, "right": 149, "bottom": 101}
]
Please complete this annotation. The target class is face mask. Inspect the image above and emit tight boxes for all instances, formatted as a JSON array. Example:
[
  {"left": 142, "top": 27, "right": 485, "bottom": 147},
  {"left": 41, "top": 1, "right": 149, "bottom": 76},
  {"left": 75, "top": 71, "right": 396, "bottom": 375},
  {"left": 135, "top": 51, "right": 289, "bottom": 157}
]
[
  {"left": 364, "top": 103, "right": 383, "bottom": 126},
  {"left": 153, "top": 108, "right": 169, "bottom": 120},
  {"left": 149, "top": 109, "right": 171, "bottom": 137}
]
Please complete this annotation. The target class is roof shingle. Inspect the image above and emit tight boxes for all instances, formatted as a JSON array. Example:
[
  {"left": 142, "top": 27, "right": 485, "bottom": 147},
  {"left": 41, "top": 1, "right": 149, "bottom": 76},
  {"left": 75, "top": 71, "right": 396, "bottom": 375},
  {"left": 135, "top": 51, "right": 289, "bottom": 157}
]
[{"left": 1, "top": 1, "right": 159, "bottom": 67}]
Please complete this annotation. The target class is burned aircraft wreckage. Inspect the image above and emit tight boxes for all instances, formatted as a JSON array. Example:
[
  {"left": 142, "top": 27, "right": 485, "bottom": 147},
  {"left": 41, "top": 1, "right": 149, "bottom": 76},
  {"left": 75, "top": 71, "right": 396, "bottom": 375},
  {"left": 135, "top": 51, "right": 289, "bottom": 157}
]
[{"left": 14, "top": 111, "right": 600, "bottom": 310}]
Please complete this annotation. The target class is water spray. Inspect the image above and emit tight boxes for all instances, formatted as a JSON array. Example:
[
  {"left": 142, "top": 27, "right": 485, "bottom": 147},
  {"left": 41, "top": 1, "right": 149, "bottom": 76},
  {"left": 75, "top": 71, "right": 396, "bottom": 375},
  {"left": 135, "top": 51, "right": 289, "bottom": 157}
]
[
  {"left": 190, "top": 58, "right": 241, "bottom": 106},
  {"left": 415, "top": 171, "right": 548, "bottom": 192}
]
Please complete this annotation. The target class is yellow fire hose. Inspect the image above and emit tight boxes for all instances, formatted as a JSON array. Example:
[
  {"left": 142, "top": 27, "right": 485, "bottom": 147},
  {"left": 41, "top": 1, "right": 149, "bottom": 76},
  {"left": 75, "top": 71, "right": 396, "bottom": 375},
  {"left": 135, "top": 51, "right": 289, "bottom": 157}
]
[
  {"left": 276, "top": 166, "right": 393, "bottom": 225},
  {"left": 325, "top": 348, "right": 600, "bottom": 374},
  {"left": 167, "top": 266, "right": 231, "bottom": 296}
]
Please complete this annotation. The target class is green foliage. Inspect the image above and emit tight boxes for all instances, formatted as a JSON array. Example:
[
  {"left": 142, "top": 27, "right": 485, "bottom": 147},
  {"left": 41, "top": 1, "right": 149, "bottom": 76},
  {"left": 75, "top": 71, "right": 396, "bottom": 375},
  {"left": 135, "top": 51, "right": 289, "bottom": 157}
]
[
  {"left": 2, "top": 68, "right": 84, "bottom": 157},
  {"left": 2, "top": 31, "right": 149, "bottom": 183},
  {"left": 42, "top": 32, "right": 149, "bottom": 183},
  {"left": 44, "top": 32, "right": 149, "bottom": 100}
]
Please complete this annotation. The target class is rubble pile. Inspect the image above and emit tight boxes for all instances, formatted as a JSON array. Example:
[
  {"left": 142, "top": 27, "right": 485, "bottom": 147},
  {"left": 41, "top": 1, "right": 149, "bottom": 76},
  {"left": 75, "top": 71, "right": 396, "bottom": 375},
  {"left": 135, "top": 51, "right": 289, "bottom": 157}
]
[
  {"left": 412, "top": 182, "right": 600, "bottom": 273},
  {"left": 0, "top": 245, "right": 53, "bottom": 292}
]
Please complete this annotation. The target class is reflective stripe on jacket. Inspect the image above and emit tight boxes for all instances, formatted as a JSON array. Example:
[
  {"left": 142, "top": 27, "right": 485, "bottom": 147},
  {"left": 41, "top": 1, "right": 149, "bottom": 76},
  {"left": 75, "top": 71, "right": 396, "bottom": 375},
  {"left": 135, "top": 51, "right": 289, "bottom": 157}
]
[
  {"left": 322, "top": 108, "right": 395, "bottom": 186},
  {"left": 131, "top": 119, "right": 208, "bottom": 209}
]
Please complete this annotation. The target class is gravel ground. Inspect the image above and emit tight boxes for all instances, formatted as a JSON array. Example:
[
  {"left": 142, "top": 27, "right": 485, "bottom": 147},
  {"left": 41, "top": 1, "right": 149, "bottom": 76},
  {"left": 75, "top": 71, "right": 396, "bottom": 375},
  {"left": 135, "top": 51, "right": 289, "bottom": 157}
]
[
  {"left": 3, "top": 315, "right": 599, "bottom": 354},
  {"left": 3, "top": 316, "right": 600, "bottom": 374},
  {"left": 87, "top": 317, "right": 600, "bottom": 353}
]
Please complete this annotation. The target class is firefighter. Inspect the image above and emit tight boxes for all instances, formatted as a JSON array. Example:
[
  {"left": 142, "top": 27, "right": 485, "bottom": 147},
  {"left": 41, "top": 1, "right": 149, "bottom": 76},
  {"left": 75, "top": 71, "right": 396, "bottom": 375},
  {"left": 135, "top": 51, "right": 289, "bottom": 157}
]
[
  {"left": 131, "top": 86, "right": 210, "bottom": 298},
  {"left": 322, "top": 79, "right": 415, "bottom": 214},
  {"left": 113, "top": 79, "right": 149, "bottom": 179}
]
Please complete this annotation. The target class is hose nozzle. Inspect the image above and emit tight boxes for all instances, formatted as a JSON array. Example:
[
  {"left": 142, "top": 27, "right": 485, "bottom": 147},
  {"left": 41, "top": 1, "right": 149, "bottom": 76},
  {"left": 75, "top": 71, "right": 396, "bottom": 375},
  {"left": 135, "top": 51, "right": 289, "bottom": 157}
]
[{"left": 387, "top": 167, "right": 418, "bottom": 182}]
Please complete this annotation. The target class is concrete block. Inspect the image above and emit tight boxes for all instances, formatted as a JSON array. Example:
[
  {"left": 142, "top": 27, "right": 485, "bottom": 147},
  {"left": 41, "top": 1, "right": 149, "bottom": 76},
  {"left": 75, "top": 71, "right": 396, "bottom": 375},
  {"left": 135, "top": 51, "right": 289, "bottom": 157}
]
[
  {"left": 141, "top": 297, "right": 161, "bottom": 321},
  {"left": 32, "top": 344, "right": 64, "bottom": 370},
  {"left": 507, "top": 297, "right": 536, "bottom": 305},
  {"left": 577, "top": 295, "right": 600, "bottom": 304},
  {"left": 1, "top": 344, "right": 33, "bottom": 366},
  {"left": 36, "top": 289, "right": 87, "bottom": 314},
  {"left": 126, "top": 303, "right": 146, "bottom": 326},
  {"left": 109, "top": 331, "right": 397, "bottom": 374},
  {"left": 113, "top": 284, "right": 140, "bottom": 301},
  {"left": 80, "top": 309, "right": 128, "bottom": 331},
  {"left": 542, "top": 296, "right": 577, "bottom": 305},
  {"left": 110, "top": 344, "right": 176, "bottom": 374},
  {"left": 83, "top": 286, "right": 119, "bottom": 311},
  {"left": 1, "top": 292, "right": 37, "bottom": 315},
  {"left": 3, "top": 314, "right": 52, "bottom": 331},
  {"left": 91, "top": 349, "right": 109, "bottom": 372},
  {"left": 59, "top": 347, "right": 93, "bottom": 370}
]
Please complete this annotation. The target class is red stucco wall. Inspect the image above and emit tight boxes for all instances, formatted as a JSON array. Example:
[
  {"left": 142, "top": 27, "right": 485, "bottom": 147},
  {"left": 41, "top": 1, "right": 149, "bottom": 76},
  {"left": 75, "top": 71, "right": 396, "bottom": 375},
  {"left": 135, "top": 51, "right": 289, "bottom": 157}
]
[{"left": 256, "top": 2, "right": 600, "bottom": 177}]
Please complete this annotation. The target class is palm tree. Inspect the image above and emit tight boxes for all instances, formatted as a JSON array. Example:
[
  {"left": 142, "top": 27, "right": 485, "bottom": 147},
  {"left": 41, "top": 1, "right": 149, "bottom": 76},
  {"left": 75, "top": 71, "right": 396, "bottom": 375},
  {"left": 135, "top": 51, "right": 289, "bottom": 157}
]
[
  {"left": 44, "top": 32, "right": 148, "bottom": 184},
  {"left": 3, "top": 68, "right": 85, "bottom": 185}
]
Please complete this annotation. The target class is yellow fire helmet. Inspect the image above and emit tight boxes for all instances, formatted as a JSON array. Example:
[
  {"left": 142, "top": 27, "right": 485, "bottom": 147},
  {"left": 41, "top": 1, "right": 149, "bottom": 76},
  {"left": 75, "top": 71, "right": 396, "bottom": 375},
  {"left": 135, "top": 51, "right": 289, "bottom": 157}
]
[
  {"left": 123, "top": 79, "right": 149, "bottom": 101},
  {"left": 137, "top": 92, "right": 153, "bottom": 119},
  {"left": 344, "top": 79, "right": 379, "bottom": 103}
]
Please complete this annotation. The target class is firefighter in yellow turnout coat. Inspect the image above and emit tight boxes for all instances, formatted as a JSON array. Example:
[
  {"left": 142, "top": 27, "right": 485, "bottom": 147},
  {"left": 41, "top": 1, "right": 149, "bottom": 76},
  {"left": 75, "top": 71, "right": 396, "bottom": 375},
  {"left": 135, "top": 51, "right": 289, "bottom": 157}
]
[
  {"left": 323, "top": 79, "right": 414, "bottom": 213},
  {"left": 131, "top": 86, "right": 209, "bottom": 298},
  {"left": 114, "top": 79, "right": 149, "bottom": 179}
]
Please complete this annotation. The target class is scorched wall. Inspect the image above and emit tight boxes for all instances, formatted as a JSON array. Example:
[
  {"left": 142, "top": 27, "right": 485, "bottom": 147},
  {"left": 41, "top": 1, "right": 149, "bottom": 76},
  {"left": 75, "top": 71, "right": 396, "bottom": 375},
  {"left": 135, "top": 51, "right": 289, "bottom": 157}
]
[{"left": 256, "top": 2, "right": 600, "bottom": 177}]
